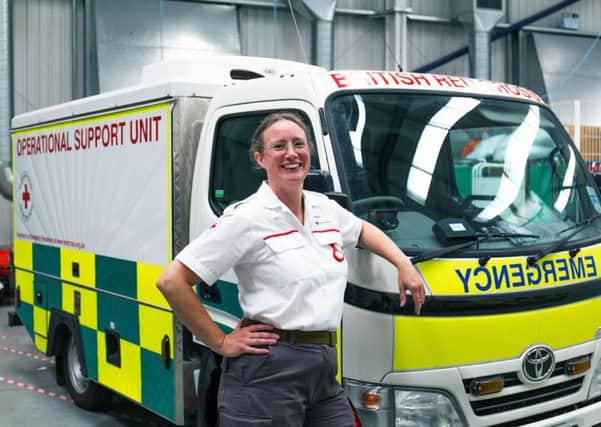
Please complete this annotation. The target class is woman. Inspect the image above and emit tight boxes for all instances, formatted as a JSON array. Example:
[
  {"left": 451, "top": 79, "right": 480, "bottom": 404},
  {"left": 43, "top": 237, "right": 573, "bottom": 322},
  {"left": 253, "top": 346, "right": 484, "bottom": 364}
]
[{"left": 157, "top": 112, "right": 425, "bottom": 426}]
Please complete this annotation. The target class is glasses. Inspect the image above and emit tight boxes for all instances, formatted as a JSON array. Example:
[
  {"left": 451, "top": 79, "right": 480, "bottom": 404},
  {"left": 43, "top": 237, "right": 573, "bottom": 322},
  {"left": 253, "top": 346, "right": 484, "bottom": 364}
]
[{"left": 267, "top": 140, "right": 309, "bottom": 153}]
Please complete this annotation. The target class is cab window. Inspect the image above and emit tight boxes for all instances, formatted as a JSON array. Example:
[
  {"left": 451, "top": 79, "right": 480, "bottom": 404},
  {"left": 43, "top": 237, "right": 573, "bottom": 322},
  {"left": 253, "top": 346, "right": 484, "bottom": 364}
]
[{"left": 210, "top": 110, "right": 318, "bottom": 214}]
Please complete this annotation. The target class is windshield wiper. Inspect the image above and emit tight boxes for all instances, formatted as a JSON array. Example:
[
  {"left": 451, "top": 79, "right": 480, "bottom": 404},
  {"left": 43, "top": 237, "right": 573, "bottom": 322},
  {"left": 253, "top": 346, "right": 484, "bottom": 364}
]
[
  {"left": 526, "top": 213, "right": 601, "bottom": 266},
  {"left": 412, "top": 232, "right": 538, "bottom": 265}
]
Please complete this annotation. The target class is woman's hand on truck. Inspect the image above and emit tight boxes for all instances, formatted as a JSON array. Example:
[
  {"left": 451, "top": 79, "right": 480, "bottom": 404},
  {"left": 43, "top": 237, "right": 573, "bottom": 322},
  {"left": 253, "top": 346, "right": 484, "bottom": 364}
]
[{"left": 397, "top": 257, "right": 426, "bottom": 315}]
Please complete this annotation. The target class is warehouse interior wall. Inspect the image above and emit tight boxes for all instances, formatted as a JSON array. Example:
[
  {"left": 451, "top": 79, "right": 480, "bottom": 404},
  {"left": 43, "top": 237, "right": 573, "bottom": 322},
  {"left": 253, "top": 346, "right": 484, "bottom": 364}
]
[
  {"left": 95, "top": 0, "right": 240, "bottom": 92},
  {"left": 12, "top": 0, "right": 72, "bottom": 116},
  {"left": 533, "top": 31, "right": 601, "bottom": 116},
  {"left": 238, "top": 5, "right": 312, "bottom": 63}
]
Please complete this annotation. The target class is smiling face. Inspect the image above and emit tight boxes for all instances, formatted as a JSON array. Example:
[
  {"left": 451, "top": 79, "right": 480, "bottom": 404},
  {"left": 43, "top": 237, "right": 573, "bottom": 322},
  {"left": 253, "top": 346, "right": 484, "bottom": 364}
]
[{"left": 254, "top": 118, "right": 311, "bottom": 193}]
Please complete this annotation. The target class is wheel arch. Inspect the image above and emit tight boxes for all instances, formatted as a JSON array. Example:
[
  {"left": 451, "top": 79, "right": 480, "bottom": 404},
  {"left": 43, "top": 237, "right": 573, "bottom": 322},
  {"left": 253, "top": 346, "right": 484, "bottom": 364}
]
[{"left": 47, "top": 309, "right": 88, "bottom": 382}]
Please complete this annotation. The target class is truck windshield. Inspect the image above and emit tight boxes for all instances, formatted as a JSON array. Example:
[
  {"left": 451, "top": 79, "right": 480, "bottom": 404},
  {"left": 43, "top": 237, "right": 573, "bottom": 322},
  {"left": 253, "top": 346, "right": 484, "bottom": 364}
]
[{"left": 327, "top": 92, "right": 601, "bottom": 253}]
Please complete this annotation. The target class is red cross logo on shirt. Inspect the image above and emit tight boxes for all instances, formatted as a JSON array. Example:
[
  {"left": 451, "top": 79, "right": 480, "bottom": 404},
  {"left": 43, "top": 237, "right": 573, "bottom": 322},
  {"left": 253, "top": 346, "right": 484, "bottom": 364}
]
[{"left": 18, "top": 174, "right": 33, "bottom": 219}]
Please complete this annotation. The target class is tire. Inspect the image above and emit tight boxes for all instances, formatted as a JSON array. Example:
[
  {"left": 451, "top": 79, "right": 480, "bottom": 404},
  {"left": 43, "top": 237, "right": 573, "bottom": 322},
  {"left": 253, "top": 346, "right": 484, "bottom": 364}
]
[{"left": 63, "top": 332, "right": 111, "bottom": 410}]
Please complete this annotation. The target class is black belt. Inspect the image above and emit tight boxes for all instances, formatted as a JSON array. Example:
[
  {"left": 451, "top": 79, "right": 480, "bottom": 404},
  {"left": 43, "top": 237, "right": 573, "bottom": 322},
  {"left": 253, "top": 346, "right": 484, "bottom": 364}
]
[{"left": 241, "top": 319, "right": 337, "bottom": 346}]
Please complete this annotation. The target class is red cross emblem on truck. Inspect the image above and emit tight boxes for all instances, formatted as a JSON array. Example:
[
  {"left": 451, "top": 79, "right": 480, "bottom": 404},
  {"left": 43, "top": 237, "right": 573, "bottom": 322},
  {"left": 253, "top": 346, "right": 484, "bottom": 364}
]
[
  {"left": 22, "top": 184, "right": 31, "bottom": 209},
  {"left": 19, "top": 174, "right": 33, "bottom": 219}
]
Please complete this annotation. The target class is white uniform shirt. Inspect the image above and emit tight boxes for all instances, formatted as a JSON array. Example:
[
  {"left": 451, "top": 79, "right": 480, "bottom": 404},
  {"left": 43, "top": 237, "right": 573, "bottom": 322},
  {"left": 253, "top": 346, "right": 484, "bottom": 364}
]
[{"left": 176, "top": 182, "right": 363, "bottom": 331}]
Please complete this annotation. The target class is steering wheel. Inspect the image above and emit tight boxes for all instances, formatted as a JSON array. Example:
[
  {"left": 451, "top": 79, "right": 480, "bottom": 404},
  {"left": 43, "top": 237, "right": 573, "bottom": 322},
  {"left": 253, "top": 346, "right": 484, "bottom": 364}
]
[{"left": 352, "top": 196, "right": 404, "bottom": 214}]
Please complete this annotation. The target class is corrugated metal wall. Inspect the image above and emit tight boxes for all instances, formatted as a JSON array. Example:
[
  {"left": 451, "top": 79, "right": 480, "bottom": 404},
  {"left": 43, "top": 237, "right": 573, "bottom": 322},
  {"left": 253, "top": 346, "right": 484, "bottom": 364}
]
[
  {"left": 491, "top": 37, "right": 507, "bottom": 82},
  {"left": 12, "top": 0, "right": 72, "bottom": 116},
  {"left": 95, "top": 0, "right": 239, "bottom": 92},
  {"left": 334, "top": 13, "right": 384, "bottom": 69},
  {"left": 239, "top": 5, "right": 312, "bottom": 62},
  {"left": 239, "top": 0, "right": 386, "bottom": 69},
  {"left": 406, "top": 0, "right": 601, "bottom": 31},
  {"left": 407, "top": 20, "right": 468, "bottom": 75},
  {"left": 508, "top": 0, "right": 601, "bottom": 32},
  {"left": 339, "top": 0, "right": 381, "bottom": 9},
  {"left": 404, "top": 0, "right": 455, "bottom": 17}
]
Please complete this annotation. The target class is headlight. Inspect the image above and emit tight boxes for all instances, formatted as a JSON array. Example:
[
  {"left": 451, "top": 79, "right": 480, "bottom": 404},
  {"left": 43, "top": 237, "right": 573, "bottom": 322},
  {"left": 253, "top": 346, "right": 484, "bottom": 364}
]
[
  {"left": 588, "top": 358, "right": 601, "bottom": 399},
  {"left": 344, "top": 379, "right": 394, "bottom": 426},
  {"left": 395, "top": 389, "right": 464, "bottom": 426},
  {"left": 344, "top": 379, "right": 465, "bottom": 427}
]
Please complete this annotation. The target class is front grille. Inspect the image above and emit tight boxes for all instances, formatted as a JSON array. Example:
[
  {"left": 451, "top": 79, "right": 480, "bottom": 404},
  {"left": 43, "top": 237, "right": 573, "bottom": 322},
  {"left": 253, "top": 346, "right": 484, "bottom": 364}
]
[
  {"left": 470, "top": 377, "right": 584, "bottom": 416},
  {"left": 490, "top": 395, "right": 601, "bottom": 427},
  {"left": 462, "top": 360, "right": 568, "bottom": 394}
]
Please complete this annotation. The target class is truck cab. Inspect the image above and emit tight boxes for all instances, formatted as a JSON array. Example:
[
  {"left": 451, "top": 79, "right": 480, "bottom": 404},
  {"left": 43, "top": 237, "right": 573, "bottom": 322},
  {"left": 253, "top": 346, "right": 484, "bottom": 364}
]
[{"left": 186, "top": 63, "right": 601, "bottom": 426}]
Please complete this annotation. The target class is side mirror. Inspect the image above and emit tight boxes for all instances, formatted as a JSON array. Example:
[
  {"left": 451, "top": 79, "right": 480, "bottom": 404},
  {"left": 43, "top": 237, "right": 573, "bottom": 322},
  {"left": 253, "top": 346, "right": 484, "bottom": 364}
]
[{"left": 0, "top": 161, "right": 12, "bottom": 201}]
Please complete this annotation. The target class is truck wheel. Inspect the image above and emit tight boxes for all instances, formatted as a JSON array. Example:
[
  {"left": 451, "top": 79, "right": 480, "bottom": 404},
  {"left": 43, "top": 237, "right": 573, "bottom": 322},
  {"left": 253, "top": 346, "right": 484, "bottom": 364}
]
[{"left": 63, "top": 333, "right": 111, "bottom": 410}]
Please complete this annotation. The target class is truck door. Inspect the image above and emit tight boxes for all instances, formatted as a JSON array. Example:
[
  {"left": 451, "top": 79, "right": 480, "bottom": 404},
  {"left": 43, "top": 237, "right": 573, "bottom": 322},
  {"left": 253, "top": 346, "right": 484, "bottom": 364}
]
[{"left": 188, "top": 100, "right": 327, "bottom": 335}]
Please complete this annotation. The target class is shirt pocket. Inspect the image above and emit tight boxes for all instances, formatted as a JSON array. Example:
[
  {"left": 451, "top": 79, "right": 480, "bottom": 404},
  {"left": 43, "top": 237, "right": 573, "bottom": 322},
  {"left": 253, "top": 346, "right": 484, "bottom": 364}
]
[
  {"left": 312, "top": 230, "right": 346, "bottom": 263},
  {"left": 263, "top": 231, "right": 305, "bottom": 253},
  {"left": 312, "top": 230, "right": 343, "bottom": 247}
]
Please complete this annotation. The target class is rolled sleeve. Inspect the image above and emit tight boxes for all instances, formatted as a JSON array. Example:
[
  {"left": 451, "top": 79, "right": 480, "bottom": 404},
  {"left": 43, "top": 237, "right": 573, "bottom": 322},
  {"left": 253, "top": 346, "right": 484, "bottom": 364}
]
[{"left": 175, "top": 211, "right": 255, "bottom": 285}]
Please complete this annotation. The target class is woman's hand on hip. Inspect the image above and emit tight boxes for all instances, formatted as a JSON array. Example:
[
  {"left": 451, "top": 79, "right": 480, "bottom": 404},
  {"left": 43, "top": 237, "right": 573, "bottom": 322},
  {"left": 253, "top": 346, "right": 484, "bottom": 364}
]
[{"left": 216, "top": 323, "right": 280, "bottom": 357}]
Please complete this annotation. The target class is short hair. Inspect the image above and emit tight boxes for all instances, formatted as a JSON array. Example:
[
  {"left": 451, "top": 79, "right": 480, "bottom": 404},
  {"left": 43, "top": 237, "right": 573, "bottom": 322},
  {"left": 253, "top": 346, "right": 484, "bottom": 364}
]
[{"left": 249, "top": 112, "right": 314, "bottom": 166}]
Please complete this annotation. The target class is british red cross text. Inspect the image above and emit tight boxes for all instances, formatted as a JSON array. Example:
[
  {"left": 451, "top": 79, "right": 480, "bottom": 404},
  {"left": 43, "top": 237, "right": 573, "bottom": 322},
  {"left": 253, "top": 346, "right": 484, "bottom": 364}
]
[
  {"left": 329, "top": 71, "right": 542, "bottom": 103},
  {"left": 496, "top": 83, "right": 541, "bottom": 101},
  {"left": 330, "top": 72, "right": 349, "bottom": 88}
]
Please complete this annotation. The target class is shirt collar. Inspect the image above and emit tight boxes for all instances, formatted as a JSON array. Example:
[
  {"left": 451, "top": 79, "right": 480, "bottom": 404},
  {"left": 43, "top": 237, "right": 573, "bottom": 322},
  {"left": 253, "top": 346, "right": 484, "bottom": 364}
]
[
  {"left": 257, "top": 181, "right": 316, "bottom": 228},
  {"left": 257, "top": 181, "right": 285, "bottom": 209}
]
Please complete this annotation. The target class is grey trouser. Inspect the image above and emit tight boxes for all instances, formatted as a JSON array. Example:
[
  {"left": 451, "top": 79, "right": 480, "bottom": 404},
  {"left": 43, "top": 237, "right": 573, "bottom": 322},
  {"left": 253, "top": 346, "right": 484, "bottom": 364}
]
[{"left": 217, "top": 342, "right": 355, "bottom": 426}]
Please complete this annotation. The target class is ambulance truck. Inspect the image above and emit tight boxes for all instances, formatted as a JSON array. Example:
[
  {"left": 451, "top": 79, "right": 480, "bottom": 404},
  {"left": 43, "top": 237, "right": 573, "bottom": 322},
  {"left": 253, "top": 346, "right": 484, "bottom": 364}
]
[{"left": 10, "top": 55, "right": 601, "bottom": 426}]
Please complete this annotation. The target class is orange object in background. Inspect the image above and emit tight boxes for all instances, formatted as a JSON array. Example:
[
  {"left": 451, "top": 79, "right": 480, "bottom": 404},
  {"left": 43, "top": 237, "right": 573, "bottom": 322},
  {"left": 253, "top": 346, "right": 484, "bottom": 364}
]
[{"left": 461, "top": 138, "right": 481, "bottom": 158}]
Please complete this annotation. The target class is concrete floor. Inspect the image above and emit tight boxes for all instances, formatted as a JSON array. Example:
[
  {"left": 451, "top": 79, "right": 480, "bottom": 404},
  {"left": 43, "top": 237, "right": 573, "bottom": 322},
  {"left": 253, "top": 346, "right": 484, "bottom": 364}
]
[{"left": 0, "top": 303, "right": 174, "bottom": 427}]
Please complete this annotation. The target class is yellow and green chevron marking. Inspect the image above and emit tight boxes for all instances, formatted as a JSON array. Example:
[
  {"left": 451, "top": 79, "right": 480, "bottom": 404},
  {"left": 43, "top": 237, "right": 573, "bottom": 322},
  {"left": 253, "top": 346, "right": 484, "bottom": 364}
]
[{"left": 14, "top": 239, "right": 175, "bottom": 421}]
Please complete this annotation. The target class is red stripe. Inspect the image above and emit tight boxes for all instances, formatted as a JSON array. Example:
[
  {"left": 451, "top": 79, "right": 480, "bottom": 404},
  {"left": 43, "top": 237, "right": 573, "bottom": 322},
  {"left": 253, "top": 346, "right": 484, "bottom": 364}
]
[
  {"left": 312, "top": 228, "right": 340, "bottom": 234},
  {"left": 1, "top": 345, "right": 55, "bottom": 364},
  {"left": 0, "top": 376, "right": 72, "bottom": 402},
  {"left": 263, "top": 229, "right": 299, "bottom": 240}
]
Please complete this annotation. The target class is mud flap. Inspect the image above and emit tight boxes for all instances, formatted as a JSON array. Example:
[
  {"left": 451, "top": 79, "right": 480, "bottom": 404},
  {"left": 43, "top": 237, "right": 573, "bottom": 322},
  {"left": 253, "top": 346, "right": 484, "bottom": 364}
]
[{"left": 8, "top": 310, "right": 22, "bottom": 326}]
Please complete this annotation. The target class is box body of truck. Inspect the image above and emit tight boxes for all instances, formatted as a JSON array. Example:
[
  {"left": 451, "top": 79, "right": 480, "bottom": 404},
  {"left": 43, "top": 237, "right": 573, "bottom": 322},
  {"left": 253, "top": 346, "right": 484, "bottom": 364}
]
[
  {"left": 11, "top": 87, "right": 213, "bottom": 424},
  {"left": 11, "top": 56, "right": 601, "bottom": 426}
]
